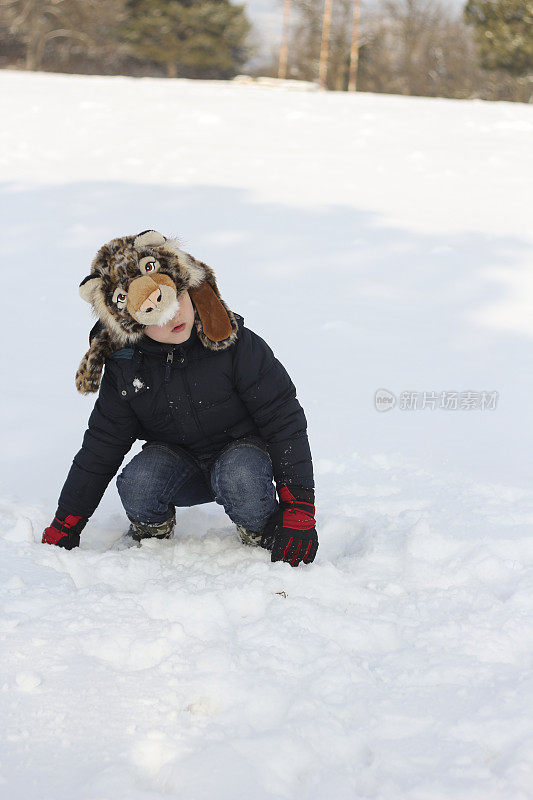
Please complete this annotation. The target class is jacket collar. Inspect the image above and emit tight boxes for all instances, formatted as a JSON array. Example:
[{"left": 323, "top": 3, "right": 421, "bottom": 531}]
[
  {"left": 135, "top": 324, "right": 199, "bottom": 357},
  {"left": 133, "top": 312, "right": 243, "bottom": 359}
]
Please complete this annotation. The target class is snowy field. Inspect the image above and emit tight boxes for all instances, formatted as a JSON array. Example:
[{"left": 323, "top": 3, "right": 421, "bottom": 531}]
[{"left": 0, "top": 69, "right": 532, "bottom": 799}]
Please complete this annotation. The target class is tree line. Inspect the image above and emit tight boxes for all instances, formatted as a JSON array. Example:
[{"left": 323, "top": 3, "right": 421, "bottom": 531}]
[
  {"left": 267, "top": 0, "right": 532, "bottom": 102},
  {"left": 0, "top": 0, "right": 251, "bottom": 79},
  {"left": 0, "top": 0, "right": 531, "bottom": 102}
]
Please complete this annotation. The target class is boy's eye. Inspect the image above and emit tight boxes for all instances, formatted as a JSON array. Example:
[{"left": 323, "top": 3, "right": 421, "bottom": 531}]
[
  {"left": 117, "top": 293, "right": 127, "bottom": 303},
  {"left": 145, "top": 262, "right": 155, "bottom": 272}
]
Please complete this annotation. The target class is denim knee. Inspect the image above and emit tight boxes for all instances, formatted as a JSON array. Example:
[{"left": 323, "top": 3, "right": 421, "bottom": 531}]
[
  {"left": 116, "top": 447, "right": 176, "bottom": 523},
  {"left": 211, "top": 442, "right": 278, "bottom": 531}
]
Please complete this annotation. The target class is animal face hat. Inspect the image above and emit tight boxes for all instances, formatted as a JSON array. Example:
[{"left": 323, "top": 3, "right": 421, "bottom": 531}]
[{"left": 76, "top": 230, "right": 238, "bottom": 394}]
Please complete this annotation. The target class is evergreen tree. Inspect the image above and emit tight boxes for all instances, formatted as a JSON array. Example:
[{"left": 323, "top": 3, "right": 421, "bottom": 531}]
[
  {"left": 464, "top": 0, "right": 533, "bottom": 76},
  {"left": 120, "top": 0, "right": 251, "bottom": 79}
]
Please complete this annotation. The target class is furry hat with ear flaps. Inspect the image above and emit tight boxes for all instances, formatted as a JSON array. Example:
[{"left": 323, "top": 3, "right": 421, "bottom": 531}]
[{"left": 75, "top": 230, "right": 238, "bottom": 394}]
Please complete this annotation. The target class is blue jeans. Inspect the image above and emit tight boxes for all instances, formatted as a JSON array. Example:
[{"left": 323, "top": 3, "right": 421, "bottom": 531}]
[{"left": 116, "top": 436, "right": 279, "bottom": 533}]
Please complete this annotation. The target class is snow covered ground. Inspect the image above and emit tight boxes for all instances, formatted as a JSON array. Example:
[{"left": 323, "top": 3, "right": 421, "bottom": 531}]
[{"left": 0, "top": 70, "right": 532, "bottom": 799}]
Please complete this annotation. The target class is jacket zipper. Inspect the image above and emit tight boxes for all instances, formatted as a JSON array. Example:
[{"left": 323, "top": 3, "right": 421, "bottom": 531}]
[
  {"left": 165, "top": 350, "right": 173, "bottom": 382},
  {"left": 164, "top": 347, "right": 205, "bottom": 438},
  {"left": 182, "top": 362, "right": 206, "bottom": 438},
  {"left": 163, "top": 349, "right": 182, "bottom": 434}
]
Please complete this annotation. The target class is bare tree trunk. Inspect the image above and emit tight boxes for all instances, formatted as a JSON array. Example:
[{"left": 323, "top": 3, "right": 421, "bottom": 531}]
[
  {"left": 348, "top": 0, "right": 360, "bottom": 91},
  {"left": 318, "top": 0, "right": 334, "bottom": 87},
  {"left": 25, "top": 5, "right": 41, "bottom": 70},
  {"left": 166, "top": 60, "right": 177, "bottom": 78},
  {"left": 278, "top": 0, "right": 291, "bottom": 79}
]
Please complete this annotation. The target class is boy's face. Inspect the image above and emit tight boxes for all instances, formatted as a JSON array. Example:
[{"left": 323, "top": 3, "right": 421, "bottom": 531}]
[{"left": 144, "top": 289, "right": 196, "bottom": 344}]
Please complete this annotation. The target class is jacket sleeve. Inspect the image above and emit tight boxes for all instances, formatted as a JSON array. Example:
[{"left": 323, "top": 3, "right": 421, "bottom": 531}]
[
  {"left": 232, "top": 326, "right": 314, "bottom": 490},
  {"left": 57, "top": 362, "right": 141, "bottom": 518}
]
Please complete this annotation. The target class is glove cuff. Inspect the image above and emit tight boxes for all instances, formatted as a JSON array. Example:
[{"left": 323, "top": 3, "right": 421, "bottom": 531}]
[
  {"left": 53, "top": 507, "right": 88, "bottom": 534},
  {"left": 278, "top": 485, "right": 315, "bottom": 506}
]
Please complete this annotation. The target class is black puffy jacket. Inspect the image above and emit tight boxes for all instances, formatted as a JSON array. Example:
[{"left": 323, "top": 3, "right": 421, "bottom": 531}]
[{"left": 58, "top": 314, "right": 314, "bottom": 518}]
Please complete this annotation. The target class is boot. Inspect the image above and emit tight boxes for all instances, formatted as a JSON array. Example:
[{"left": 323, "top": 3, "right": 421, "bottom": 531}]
[
  {"left": 126, "top": 510, "right": 176, "bottom": 542},
  {"left": 236, "top": 524, "right": 263, "bottom": 548}
]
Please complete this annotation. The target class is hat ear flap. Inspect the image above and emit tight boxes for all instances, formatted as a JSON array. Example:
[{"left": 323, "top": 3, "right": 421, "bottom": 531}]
[
  {"left": 75, "top": 324, "right": 113, "bottom": 394},
  {"left": 189, "top": 281, "right": 237, "bottom": 346}
]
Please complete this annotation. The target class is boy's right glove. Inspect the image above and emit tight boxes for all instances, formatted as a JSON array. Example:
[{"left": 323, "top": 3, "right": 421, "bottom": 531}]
[
  {"left": 261, "top": 485, "right": 318, "bottom": 567},
  {"left": 42, "top": 508, "right": 87, "bottom": 550}
]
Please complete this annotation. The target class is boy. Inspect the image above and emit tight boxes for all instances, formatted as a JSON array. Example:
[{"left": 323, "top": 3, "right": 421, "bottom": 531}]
[{"left": 42, "top": 230, "right": 318, "bottom": 567}]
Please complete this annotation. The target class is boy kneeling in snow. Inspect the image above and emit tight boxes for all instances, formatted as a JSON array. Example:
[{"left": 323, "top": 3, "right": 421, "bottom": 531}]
[{"left": 42, "top": 231, "right": 318, "bottom": 567}]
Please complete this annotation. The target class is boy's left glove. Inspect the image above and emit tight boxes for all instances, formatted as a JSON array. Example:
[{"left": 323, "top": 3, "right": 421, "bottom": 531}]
[
  {"left": 261, "top": 486, "right": 318, "bottom": 567},
  {"left": 42, "top": 508, "right": 87, "bottom": 550}
]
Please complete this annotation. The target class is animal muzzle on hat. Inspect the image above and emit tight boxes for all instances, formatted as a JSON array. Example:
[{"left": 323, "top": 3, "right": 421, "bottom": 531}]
[{"left": 75, "top": 229, "right": 238, "bottom": 394}]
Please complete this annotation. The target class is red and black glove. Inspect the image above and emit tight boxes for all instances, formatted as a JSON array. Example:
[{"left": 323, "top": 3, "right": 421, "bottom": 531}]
[
  {"left": 42, "top": 508, "right": 87, "bottom": 550},
  {"left": 261, "top": 486, "right": 318, "bottom": 567}
]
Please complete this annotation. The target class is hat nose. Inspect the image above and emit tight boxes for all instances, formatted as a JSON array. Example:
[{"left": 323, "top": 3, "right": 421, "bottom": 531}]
[
  {"left": 127, "top": 275, "right": 164, "bottom": 315},
  {"left": 139, "top": 287, "right": 162, "bottom": 313}
]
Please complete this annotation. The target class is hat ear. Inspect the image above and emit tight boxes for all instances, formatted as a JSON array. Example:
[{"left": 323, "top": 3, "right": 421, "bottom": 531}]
[
  {"left": 79, "top": 274, "right": 102, "bottom": 304},
  {"left": 134, "top": 230, "right": 166, "bottom": 249},
  {"left": 75, "top": 324, "right": 113, "bottom": 394},
  {"left": 190, "top": 281, "right": 236, "bottom": 345}
]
